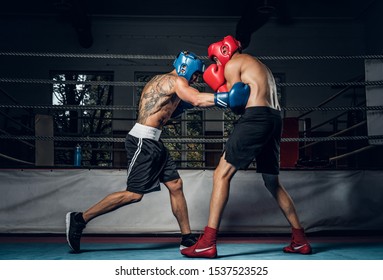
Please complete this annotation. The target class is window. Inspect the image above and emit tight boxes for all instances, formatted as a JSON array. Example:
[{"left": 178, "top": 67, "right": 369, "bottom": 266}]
[{"left": 51, "top": 71, "right": 114, "bottom": 167}]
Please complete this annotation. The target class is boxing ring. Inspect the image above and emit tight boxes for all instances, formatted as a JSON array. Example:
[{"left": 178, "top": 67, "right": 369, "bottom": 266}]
[{"left": 0, "top": 51, "right": 383, "bottom": 263}]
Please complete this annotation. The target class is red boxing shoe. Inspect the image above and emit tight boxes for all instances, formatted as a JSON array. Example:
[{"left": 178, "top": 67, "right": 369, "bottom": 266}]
[
  {"left": 283, "top": 241, "right": 312, "bottom": 254},
  {"left": 181, "top": 226, "right": 218, "bottom": 258},
  {"left": 181, "top": 239, "right": 217, "bottom": 258},
  {"left": 283, "top": 227, "right": 312, "bottom": 254}
]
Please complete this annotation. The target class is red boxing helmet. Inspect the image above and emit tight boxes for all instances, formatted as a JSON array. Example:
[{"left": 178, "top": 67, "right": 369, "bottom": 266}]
[{"left": 207, "top": 35, "right": 241, "bottom": 66}]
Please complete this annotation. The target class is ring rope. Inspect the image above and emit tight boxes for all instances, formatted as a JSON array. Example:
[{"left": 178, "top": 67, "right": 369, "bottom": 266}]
[
  {"left": 0, "top": 104, "right": 382, "bottom": 112},
  {"left": 0, "top": 128, "right": 34, "bottom": 148},
  {"left": 1, "top": 51, "right": 383, "bottom": 61},
  {"left": 0, "top": 78, "right": 143, "bottom": 87},
  {"left": 0, "top": 52, "right": 175, "bottom": 60},
  {"left": 1, "top": 77, "right": 383, "bottom": 88},
  {"left": 0, "top": 152, "right": 34, "bottom": 165},
  {"left": 0, "top": 135, "right": 382, "bottom": 143}
]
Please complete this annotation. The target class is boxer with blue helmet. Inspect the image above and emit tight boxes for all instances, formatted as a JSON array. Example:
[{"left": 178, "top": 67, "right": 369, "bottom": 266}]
[{"left": 173, "top": 51, "right": 205, "bottom": 83}]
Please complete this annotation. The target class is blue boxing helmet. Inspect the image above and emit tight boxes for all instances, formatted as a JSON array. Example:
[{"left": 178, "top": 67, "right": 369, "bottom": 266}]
[{"left": 173, "top": 51, "right": 205, "bottom": 82}]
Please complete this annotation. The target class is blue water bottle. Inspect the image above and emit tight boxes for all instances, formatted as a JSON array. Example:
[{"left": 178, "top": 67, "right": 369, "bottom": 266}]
[{"left": 74, "top": 144, "right": 82, "bottom": 167}]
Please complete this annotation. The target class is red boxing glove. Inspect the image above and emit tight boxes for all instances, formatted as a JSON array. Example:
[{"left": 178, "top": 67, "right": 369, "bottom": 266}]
[
  {"left": 203, "top": 64, "right": 226, "bottom": 91},
  {"left": 217, "top": 84, "right": 228, "bottom": 92}
]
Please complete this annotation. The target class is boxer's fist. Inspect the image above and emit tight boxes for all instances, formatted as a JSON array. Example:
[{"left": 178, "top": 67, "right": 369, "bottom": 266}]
[
  {"left": 217, "top": 84, "right": 228, "bottom": 93},
  {"left": 214, "top": 82, "right": 250, "bottom": 115},
  {"left": 203, "top": 64, "right": 225, "bottom": 91}
]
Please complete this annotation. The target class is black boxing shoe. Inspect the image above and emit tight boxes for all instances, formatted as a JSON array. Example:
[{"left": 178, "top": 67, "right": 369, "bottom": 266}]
[
  {"left": 180, "top": 234, "right": 197, "bottom": 251},
  {"left": 66, "top": 212, "right": 86, "bottom": 253}
]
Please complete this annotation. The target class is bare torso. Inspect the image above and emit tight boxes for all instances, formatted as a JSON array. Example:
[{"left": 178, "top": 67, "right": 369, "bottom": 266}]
[
  {"left": 224, "top": 53, "right": 280, "bottom": 110},
  {"left": 137, "top": 72, "right": 181, "bottom": 128}
]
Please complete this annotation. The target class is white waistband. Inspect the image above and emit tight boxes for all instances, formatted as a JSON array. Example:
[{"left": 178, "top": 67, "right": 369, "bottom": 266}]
[{"left": 128, "top": 123, "right": 162, "bottom": 141}]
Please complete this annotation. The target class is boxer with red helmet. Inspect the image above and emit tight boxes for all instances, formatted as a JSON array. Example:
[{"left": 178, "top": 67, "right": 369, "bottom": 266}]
[{"left": 182, "top": 35, "right": 312, "bottom": 259}]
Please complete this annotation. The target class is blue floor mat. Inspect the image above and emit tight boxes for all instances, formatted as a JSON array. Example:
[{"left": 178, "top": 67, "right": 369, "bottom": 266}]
[{"left": 1, "top": 241, "right": 383, "bottom": 260}]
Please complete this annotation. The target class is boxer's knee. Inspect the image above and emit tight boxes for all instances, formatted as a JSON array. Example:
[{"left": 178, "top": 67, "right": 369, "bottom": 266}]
[
  {"left": 165, "top": 178, "right": 183, "bottom": 194},
  {"left": 122, "top": 190, "right": 143, "bottom": 203},
  {"left": 262, "top": 173, "right": 279, "bottom": 197},
  {"left": 213, "top": 158, "right": 236, "bottom": 183}
]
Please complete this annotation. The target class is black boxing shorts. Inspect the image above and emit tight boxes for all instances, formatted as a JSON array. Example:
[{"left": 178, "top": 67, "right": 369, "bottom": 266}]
[
  {"left": 224, "top": 106, "right": 282, "bottom": 174},
  {"left": 125, "top": 123, "right": 180, "bottom": 194}
]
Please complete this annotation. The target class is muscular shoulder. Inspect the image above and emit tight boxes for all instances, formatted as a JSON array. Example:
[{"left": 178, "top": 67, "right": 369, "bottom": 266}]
[
  {"left": 224, "top": 54, "right": 252, "bottom": 84},
  {"left": 226, "top": 53, "right": 269, "bottom": 87},
  {"left": 144, "top": 73, "right": 177, "bottom": 94},
  {"left": 225, "top": 54, "right": 250, "bottom": 72}
]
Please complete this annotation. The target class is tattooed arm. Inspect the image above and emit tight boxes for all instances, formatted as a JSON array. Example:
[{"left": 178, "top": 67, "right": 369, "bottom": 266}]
[
  {"left": 136, "top": 71, "right": 215, "bottom": 128},
  {"left": 174, "top": 75, "right": 215, "bottom": 108}
]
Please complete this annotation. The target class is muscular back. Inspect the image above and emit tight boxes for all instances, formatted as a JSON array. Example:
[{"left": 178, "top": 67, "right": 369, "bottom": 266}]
[
  {"left": 137, "top": 73, "right": 181, "bottom": 128},
  {"left": 225, "top": 53, "right": 280, "bottom": 110}
]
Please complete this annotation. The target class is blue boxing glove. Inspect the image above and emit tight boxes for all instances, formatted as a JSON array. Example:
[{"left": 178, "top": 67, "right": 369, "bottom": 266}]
[
  {"left": 214, "top": 82, "right": 250, "bottom": 115},
  {"left": 171, "top": 100, "right": 194, "bottom": 118}
]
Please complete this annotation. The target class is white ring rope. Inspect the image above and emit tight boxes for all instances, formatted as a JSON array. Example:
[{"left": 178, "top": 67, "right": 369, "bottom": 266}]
[{"left": 0, "top": 152, "right": 34, "bottom": 165}]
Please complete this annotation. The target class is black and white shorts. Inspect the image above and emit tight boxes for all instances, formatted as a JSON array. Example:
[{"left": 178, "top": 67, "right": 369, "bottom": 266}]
[
  {"left": 125, "top": 123, "right": 180, "bottom": 194},
  {"left": 224, "top": 106, "right": 282, "bottom": 174}
]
